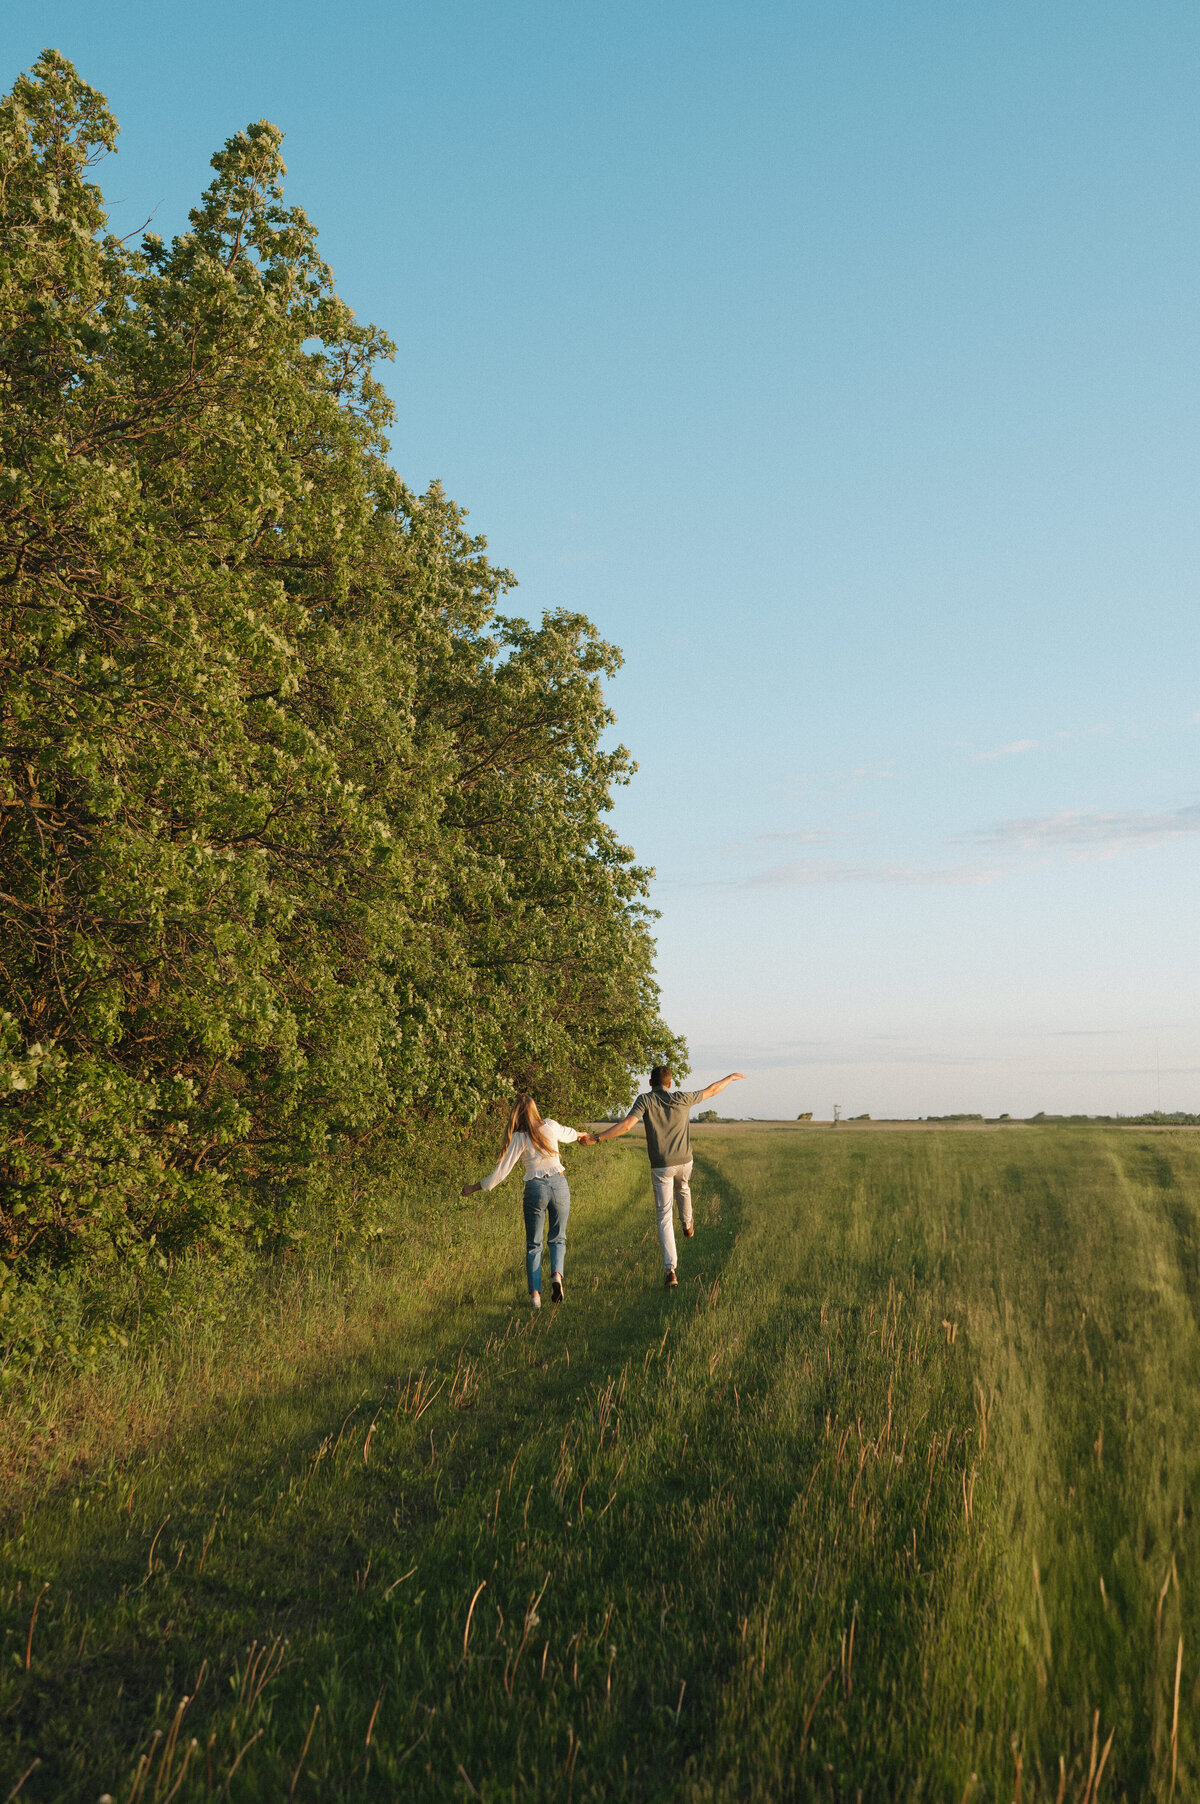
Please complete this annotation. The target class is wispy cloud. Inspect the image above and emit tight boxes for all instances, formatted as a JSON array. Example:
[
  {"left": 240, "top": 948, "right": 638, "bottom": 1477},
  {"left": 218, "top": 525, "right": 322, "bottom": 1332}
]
[
  {"left": 785, "top": 764, "right": 897, "bottom": 797},
  {"left": 685, "top": 1042, "right": 989, "bottom": 1069},
  {"left": 969, "top": 724, "right": 1112, "bottom": 761},
  {"left": 730, "top": 788, "right": 1200, "bottom": 893},
  {"left": 972, "top": 738, "right": 1037, "bottom": 762},
  {"left": 971, "top": 802, "right": 1200, "bottom": 855},
  {"left": 749, "top": 858, "right": 1004, "bottom": 888},
  {"left": 1045, "top": 1028, "right": 1125, "bottom": 1038},
  {"left": 752, "top": 828, "right": 855, "bottom": 847}
]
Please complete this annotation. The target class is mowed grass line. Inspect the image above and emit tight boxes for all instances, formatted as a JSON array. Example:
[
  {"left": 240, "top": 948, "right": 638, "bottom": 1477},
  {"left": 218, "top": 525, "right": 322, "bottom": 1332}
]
[
  {"left": 2, "top": 1128, "right": 1198, "bottom": 1801},
  {"left": 687, "top": 1127, "right": 1200, "bottom": 1801}
]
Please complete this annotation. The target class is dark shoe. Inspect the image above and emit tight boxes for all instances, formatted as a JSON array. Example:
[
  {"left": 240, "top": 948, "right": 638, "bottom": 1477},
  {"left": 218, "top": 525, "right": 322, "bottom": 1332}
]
[
  {"left": 681, "top": 1221, "right": 695, "bottom": 1238},
  {"left": 551, "top": 1275, "right": 564, "bottom": 1304},
  {"left": 664, "top": 1268, "right": 678, "bottom": 1290}
]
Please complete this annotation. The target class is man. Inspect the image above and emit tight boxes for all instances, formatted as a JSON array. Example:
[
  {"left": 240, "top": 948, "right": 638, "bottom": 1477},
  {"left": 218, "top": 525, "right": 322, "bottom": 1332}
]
[{"left": 594, "top": 1065, "right": 745, "bottom": 1287}]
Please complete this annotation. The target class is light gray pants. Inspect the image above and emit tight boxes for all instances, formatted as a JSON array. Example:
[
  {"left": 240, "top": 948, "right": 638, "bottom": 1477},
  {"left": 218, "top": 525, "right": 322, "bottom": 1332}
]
[{"left": 651, "top": 1159, "right": 693, "bottom": 1269}]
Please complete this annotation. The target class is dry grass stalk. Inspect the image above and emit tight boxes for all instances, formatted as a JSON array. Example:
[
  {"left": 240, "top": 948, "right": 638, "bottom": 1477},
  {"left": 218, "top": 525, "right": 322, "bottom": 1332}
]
[
  {"left": 219, "top": 1729, "right": 262, "bottom": 1799},
  {"left": 462, "top": 1580, "right": 488, "bottom": 1660},
  {"left": 288, "top": 1704, "right": 319, "bottom": 1799},
  {"left": 1170, "top": 1633, "right": 1183, "bottom": 1800},
  {"left": 236, "top": 1637, "right": 287, "bottom": 1711},
  {"left": 364, "top": 1689, "right": 384, "bottom": 1748},
  {"left": 22, "top": 1583, "right": 48, "bottom": 1671},
  {"left": 4, "top": 1759, "right": 41, "bottom": 1802},
  {"left": 145, "top": 1516, "right": 170, "bottom": 1578},
  {"left": 799, "top": 1669, "right": 834, "bottom": 1753}
]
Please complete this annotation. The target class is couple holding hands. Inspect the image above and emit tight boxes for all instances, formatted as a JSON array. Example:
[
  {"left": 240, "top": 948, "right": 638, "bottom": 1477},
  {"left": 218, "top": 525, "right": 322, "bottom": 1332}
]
[{"left": 461, "top": 1066, "right": 746, "bottom": 1308}]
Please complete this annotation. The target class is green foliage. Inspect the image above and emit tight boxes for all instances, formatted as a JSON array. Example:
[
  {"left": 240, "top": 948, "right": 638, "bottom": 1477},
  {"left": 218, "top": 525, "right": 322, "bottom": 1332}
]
[{"left": 0, "top": 52, "right": 683, "bottom": 1269}]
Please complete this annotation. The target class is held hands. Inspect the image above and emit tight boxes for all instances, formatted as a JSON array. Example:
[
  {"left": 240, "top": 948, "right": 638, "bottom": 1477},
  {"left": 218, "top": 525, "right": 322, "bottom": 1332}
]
[{"left": 577, "top": 1133, "right": 597, "bottom": 1146}]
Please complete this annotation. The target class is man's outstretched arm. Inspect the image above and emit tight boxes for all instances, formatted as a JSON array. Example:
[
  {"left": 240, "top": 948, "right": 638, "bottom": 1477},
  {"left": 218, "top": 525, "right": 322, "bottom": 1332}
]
[
  {"left": 594, "top": 1112, "right": 640, "bottom": 1142},
  {"left": 697, "top": 1072, "right": 747, "bottom": 1103}
]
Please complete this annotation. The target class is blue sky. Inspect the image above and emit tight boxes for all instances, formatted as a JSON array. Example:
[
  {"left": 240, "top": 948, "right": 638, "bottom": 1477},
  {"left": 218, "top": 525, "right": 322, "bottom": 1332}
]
[{"left": 14, "top": 2, "right": 1200, "bottom": 1116}]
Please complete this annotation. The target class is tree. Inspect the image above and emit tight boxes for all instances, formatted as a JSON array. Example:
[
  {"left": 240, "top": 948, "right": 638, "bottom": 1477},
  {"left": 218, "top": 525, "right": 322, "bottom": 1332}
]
[{"left": 0, "top": 53, "right": 683, "bottom": 1267}]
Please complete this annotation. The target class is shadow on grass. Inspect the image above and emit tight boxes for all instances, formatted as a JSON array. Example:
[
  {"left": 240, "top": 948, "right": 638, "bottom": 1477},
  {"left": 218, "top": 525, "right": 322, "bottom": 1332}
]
[{"left": 1, "top": 1148, "right": 825, "bottom": 1801}]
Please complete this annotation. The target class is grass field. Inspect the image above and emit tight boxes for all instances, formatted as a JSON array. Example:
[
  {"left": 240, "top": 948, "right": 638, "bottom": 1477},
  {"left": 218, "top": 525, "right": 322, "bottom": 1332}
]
[{"left": 2, "top": 1126, "right": 1199, "bottom": 1801}]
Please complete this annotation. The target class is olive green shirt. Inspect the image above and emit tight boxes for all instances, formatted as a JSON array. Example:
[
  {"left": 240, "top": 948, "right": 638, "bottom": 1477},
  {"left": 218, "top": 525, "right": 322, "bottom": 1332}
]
[{"left": 627, "top": 1084, "right": 705, "bottom": 1168}]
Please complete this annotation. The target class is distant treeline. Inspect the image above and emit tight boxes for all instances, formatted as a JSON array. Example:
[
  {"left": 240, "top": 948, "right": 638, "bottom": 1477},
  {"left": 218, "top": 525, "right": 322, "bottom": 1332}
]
[
  {"left": 925, "top": 1113, "right": 1200, "bottom": 1127},
  {"left": 0, "top": 54, "right": 683, "bottom": 1271},
  {"left": 1029, "top": 1111, "right": 1200, "bottom": 1127}
]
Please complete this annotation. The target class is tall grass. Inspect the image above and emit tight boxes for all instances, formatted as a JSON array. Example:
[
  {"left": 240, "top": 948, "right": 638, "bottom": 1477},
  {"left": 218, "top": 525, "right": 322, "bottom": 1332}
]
[
  {"left": 686, "top": 1127, "right": 1200, "bottom": 1799},
  {"left": 0, "top": 1141, "right": 495, "bottom": 1502},
  {"left": 1, "top": 1128, "right": 1197, "bottom": 1799}
]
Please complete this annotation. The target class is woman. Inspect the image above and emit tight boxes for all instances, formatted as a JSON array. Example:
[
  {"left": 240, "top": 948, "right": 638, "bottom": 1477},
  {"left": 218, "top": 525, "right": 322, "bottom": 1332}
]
[{"left": 462, "top": 1096, "right": 594, "bottom": 1309}]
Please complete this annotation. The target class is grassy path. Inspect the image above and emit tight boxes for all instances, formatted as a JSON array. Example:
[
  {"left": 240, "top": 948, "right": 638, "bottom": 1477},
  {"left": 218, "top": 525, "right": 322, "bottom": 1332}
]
[{"left": 2, "top": 1129, "right": 1199, "bottom": 1800}]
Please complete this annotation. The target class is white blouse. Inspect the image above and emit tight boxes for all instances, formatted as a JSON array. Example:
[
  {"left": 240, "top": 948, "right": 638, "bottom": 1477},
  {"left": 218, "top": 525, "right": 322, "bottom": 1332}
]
[{"left": 480, "top": 1122, "right": 580, "bottom": 1191}]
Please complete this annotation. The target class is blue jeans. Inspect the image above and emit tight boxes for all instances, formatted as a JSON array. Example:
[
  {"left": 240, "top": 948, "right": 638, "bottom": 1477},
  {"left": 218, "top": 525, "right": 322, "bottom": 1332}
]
[{"left": 523, "top": 1173, "right": 570, "bottom": 1294}]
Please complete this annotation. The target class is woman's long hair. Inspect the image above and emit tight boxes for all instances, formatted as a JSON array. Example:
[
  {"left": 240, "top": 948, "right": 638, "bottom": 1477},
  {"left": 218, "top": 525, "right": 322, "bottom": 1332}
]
[{"left": 502, "top": 1094, "right": 555, "bottom": 1158}]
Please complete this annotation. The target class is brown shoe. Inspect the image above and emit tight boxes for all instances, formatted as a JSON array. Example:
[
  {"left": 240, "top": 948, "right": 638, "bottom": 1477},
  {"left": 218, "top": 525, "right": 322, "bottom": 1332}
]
[
  {"left": 664, "top": 1268, "right": 678, "bottom": 1290},
  {"left": 681, "top": 1221, "right": 695, "bottom": 1238}
]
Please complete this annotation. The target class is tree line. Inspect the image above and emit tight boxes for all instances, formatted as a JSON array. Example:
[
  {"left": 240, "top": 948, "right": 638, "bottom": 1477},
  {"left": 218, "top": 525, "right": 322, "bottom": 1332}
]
[{"left": 0, "top": 52, "right": 682, "bottom": 1270}]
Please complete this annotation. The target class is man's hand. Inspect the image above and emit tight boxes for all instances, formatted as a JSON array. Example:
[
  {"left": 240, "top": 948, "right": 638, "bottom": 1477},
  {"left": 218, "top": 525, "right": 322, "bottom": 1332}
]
[{"left": 699, "top": 1071, "right": 747, "bottom": 1102}]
